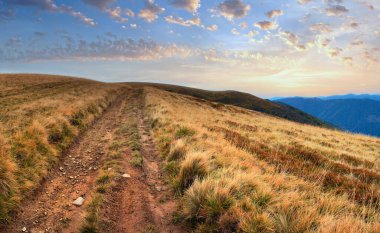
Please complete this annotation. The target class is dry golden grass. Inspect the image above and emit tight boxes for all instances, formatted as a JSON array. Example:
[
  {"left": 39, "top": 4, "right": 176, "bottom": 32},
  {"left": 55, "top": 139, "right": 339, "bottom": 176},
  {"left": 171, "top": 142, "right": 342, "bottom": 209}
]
[
  {"left": 2, "top": 75, "right": 380, "bottom": 232},
  {"left": 0, "top": 74, "right": 125, "bottom": 223},
  {"left": 146, "top": 87, "right": 380, "bottom": 232}
]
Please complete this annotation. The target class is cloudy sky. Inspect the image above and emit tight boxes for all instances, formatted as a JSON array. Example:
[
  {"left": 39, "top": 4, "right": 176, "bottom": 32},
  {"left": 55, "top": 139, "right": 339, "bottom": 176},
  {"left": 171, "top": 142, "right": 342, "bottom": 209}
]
[{"left": 1, "top": 0, "right": 379, "bottom": 97}]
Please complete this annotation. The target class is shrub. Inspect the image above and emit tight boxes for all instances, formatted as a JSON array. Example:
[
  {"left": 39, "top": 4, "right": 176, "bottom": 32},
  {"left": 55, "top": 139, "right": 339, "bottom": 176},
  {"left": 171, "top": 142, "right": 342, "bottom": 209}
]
[{"left": 176, "top": 151, "right": 209, "bottom": 193}]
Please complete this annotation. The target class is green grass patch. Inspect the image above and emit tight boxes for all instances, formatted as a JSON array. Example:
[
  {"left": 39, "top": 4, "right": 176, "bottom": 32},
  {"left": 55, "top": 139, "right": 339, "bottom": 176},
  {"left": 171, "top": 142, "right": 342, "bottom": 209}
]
[
  {"left": 175, "top": 127, "right": 195, "bottom": 139},
  {"left": 130, "top": 151, "right": 143, "bottom": 167}
]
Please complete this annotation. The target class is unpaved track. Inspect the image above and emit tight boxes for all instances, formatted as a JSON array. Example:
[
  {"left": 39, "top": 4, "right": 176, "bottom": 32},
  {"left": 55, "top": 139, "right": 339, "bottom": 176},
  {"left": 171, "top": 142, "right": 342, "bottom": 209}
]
[
  {"left": 3, "top": 87, "right": 184, "bottom": 233},
  {"left": 100, "top": 89, "right": 183, "bottom": 233}
]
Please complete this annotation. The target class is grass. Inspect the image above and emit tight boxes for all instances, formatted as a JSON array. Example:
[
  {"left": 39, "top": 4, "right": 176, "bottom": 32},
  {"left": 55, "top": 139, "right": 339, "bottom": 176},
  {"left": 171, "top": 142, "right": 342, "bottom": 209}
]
[
  {"left": 175, "top": 127, "right": 195, "bottom": 139},
  {"left": 146, "top": 86, "right": 380, "bottom": 232},
  {"left": 3, "top": 76, "right": 380, "bottom": 232},
  {"left": 175, "top": 151, "right": 209, "bottom": 194},
  {"left": 130, "top": 151, "right": 143, "bottom": 167},
  {"left": 0, "top": 74, "right": 125, "bottom": 223}
]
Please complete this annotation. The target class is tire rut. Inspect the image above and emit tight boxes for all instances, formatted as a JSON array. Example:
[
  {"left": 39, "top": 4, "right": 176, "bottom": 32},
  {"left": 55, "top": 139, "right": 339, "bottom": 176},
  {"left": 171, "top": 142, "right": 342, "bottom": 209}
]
[
  {"left": 3, "top": 87, "right": 185, "bottom": 233},
  {"left": 99, "top": 88, "right": 184, "bottom": 233},
  {"left": 2, "top": 91, "right": 129, "bottom": 233}
]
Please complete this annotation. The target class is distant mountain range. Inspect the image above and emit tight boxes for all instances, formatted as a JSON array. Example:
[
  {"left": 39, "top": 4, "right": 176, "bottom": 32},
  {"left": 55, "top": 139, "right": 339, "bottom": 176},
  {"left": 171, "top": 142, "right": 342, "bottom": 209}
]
[
  {"left": 320, "top": 94, "right": 380, "bottom": 101},
  {"left": 271, "top": 94, "right": 380, "bottom": 101},
  {"left": 277, "top": 97, "right": 380, "bottom": 137}
]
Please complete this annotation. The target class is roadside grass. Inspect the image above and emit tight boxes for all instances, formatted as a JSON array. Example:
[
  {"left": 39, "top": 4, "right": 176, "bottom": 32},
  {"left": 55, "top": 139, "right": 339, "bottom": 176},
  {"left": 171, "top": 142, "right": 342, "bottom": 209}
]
[
  {"left": 0, "top": 74, "right": 126, "bottom": 224},
  {"left": 147, "top": 86, "right": 380, "bottom": 232},
  {"left": 81, "top": 136, "right": 127, "bottom": 231}
]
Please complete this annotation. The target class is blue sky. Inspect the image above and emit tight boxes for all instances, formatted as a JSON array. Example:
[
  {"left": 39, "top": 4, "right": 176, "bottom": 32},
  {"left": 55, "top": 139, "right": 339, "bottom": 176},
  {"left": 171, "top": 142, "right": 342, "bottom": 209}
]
[{"left": 0, "top": 0, "right": 379, "bottom": 97}]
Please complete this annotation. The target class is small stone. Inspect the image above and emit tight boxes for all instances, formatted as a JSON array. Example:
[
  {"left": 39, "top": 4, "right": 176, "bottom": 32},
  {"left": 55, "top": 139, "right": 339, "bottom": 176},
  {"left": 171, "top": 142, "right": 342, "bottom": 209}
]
[
  {"left": 156, "top": 186, "right": 162, "bottom": 192},
  {"left": 59, "top": 167, "right": 64, "bottom": 171},
  {"left": 122, "top": 173, "right": 131, "bottom": 178},
  {"left": 22, "top": 227, "right": 27, "bottom": 232},
  {"left": 107, "top": 168, "right": 112, "bottom": 171},
  {"left": 69, "top": 176, "right": 74, "bottom": 179},
  {"left": 73, "top": 196, "right": 85, "bottom": 206}
]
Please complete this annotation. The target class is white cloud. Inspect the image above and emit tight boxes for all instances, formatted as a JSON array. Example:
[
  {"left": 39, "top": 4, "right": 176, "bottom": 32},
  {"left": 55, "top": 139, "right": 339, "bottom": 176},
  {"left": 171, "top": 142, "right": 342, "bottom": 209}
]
[
  {"left": 138, "top": 0, "right": 165, "bottom": 23},
  {"left": 7, "top": 0, "right": 96, "bottom": 26},
  {"left": 310, "top": 23, "right": 332, "bottom": 33},
  {"left": 280, "top": 31, "right": 309, "bottom": 51},
  {"left": 231, "top": 28, "right": 240, "bottom": 35},
  {"left": 165, "top": 16, "right": 201, "bottom": 27},
  {"left": 125, "top": 8, "right": 135, "bottom": 17},
  {"left": 59, "top": 5, "right": 97, "bottom": 26},
  {"left": 170, "top": 0, "right": 201, "bottom": 13},
  {"left": 206, "top": 24, "right": 218, "bottom": 31},
  {"left": 327, "top": 47, "right": 343, "bottom": 57},
  {"left": 239, "top": 21, "right": 248, "bottom": 29},
  {"left": 1, "top": 36, "right": 193, "bottom": 62},
  {"left": 266, "top": 10, "right": 283, "bottom": 18},
  {"left": 82, "top": 0, "right": 115, "bottom": 10},
  {"left": 216, "top": 0, "right": 251, "bottom": 21},
  {"left": 326, "top": 5, "right": 349, "bottom": 16},
  {"left": 106, "top": 7, "right": 128, "bottom": 23},
  {"left": 254, "top": 21, "right": 278, "bottom": 30},
  {"left": 246, "top": 30, "right": 259, "bottom": 37}
]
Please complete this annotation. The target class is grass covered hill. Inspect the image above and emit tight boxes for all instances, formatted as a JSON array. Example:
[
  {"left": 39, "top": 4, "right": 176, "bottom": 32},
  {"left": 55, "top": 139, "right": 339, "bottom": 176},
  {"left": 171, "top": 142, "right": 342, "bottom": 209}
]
[
  {"left": 1, "top": 74, "right": 379, "bottom": 232},
  {"left": 146, "top": 86, "right": 380, "bottom": 232},
  {"left": 145, "top": 83, "right": 329, "bottom": 128}
]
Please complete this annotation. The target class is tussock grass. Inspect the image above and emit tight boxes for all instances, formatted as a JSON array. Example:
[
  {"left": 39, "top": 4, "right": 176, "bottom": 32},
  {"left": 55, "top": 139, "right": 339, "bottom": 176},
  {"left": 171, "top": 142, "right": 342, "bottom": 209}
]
[
  {"left": 146, "top": 86, "right": 380, "bottom": 232},
  {"left": 175, "top": 127, "right": 195, "bottom": 139},
  {"left": 175, "top": 151, "right": 210, "bottom": 194},
  {"left": 167, "top": 139, "right": 187, "bottom": 162}
]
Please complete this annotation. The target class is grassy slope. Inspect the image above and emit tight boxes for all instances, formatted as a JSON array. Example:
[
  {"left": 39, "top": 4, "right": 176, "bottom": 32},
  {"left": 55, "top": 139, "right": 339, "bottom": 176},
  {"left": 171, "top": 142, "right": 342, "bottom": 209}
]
[
  {"left": 145, "top": 86, "right": 380, "bottom": 232},
  {"left": 0, "top": 74, "right": 125, "bottom": 223},
  {"left": 144, "top": 83, "right": 330, "bottom": 128},
  {"left": 2, "top": 75, "right": 379, "bottom": 232}
]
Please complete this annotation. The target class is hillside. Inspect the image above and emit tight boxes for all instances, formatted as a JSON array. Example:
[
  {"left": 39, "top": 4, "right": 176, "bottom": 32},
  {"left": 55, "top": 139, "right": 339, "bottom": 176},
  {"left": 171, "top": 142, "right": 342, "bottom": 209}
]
[
  {"left": 277, "top": 97, "right": 380, "bottom": 137},
  {"left": 0, "top": 74, "right": 379, "bottom": 232},
  {"left": 144, "top": 83, "right": 329, "bottom": 128}
]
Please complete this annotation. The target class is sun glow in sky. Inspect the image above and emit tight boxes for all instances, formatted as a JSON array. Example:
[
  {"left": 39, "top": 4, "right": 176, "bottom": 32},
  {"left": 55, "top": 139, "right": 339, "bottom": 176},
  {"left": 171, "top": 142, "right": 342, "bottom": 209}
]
[{"left": 0, "top": 0, "right": 379, "bottom": 97}]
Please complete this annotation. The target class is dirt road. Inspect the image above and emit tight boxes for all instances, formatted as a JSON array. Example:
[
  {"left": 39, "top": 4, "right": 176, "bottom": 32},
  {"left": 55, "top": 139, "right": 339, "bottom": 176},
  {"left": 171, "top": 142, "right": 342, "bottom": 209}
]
[{"left": 2, "top": 87, "right": 183, "bottom": 233}]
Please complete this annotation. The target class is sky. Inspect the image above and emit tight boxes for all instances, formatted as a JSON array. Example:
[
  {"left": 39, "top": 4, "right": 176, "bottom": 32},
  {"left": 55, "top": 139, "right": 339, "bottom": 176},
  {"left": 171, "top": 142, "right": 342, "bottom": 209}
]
[{"left": 0, "top": 0, "right": 379, "bottom": 97}]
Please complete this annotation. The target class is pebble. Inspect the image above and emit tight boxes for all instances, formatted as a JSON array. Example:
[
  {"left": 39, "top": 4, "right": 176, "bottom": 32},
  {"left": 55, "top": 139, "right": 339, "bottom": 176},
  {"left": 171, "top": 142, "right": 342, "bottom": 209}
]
[
  {"left": 59, "top": 167, "right": 64, "bottom": 171},
  {"left": 73, "top": 196, "right": 85, "bottom": 206},
  {"left": 22, "top": 227, "right": 27, "bottom": 232},
  {"left": 122, "top": 173, "right": 131, "bottom": 178}
]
